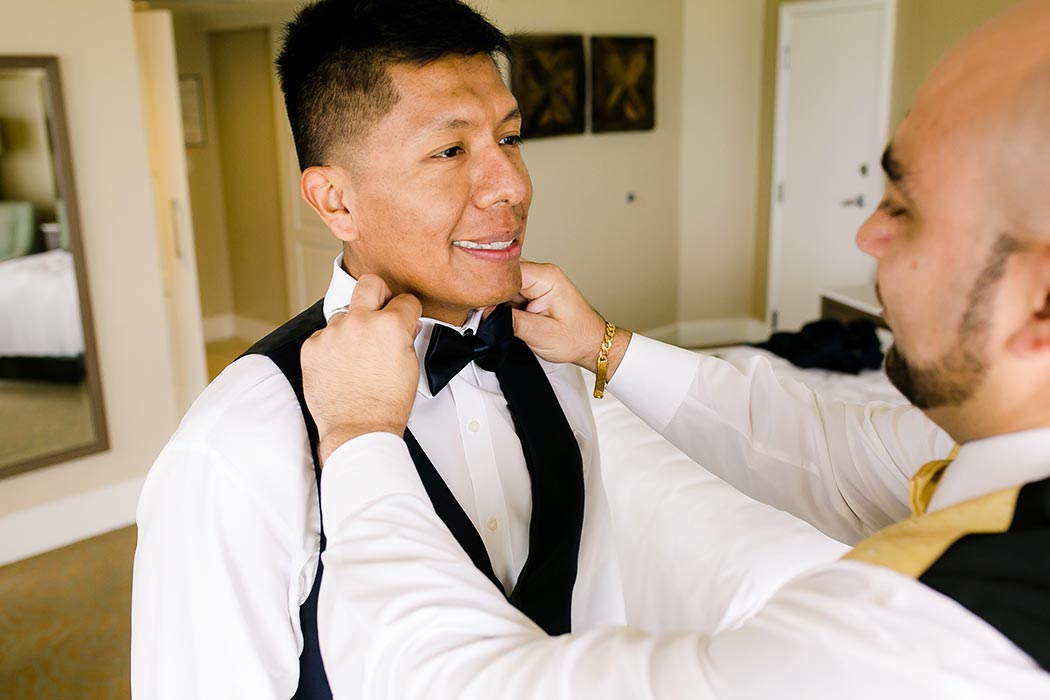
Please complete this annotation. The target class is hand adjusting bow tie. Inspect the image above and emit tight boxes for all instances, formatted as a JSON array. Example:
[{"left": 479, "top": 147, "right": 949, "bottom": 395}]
[{"left": 425, "top": 303, "right": 515, "bottom": 395}]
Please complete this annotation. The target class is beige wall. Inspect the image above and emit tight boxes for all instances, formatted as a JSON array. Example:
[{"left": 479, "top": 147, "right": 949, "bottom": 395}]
[
  {"left": 677, "top": 0, "right": 765, "bottom": 322},
  {"left": 481, "top": 0, "right": 684, "bottom": 331},
  {"left": 210, "top": 28, "right": 288, "bottom": 327},
  {"left": 750, "top": 0, "right": 1017, "bottom": 319},
  {"left": 172, "top": 15, "right": 234, "bottom": 320},
  {"left": 0, "top": 0, "right": 179, "bottom": 515}
]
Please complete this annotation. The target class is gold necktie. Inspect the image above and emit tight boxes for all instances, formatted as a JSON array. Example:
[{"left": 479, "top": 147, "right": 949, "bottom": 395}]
[{"left": 909, "top": 445, "right": 960, "bottom": 515}]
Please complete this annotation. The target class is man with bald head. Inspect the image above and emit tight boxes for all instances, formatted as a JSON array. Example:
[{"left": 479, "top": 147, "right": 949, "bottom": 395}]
[{"left": 301, "top": 1, "right": 1050, "bottom": 696}]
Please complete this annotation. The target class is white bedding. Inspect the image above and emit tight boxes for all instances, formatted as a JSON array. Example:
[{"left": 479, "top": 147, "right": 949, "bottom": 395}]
[
  {"left": 0, "top": 249, "right": 84, "bottom": 357},
  {"left": 705, "top": 340, "right": 906, "bottom": 406}
]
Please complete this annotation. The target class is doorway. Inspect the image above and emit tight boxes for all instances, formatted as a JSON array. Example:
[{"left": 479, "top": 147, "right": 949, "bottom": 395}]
[{"left": 766, "top": 0, "right": 896, "bottom": 331}]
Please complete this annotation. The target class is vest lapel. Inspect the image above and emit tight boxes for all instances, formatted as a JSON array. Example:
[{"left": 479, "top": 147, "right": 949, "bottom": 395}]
[
  {"left": 499, "top": 338, "right": 585, "bottom": 636},
  {"left": 403, "top": 430, "right": 502, "bottom": 590}
]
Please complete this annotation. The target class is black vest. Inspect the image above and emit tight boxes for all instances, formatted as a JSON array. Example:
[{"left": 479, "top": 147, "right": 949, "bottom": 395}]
[
  {"left": 918, "top": 476, "right": 1050, "bottom": 671},
  {"left": 242, "top": 300, "right": 585, "bottom": 699}
]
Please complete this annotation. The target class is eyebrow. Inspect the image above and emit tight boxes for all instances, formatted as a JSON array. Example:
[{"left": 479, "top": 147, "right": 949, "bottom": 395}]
[
  {"left": 419, "top": 107, "right": 522, "bottom": 136},
  {"left": 881, "top": 143, "right": 906, "bottom": 185}
]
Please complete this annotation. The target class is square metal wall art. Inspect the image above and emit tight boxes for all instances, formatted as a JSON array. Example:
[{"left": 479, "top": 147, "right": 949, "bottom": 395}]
[
  {"left": 590, "top": 36, "right": 656, "bottom": 133},
  {"left": 510, "top": 34, "right": 586, "bottom": 139}
]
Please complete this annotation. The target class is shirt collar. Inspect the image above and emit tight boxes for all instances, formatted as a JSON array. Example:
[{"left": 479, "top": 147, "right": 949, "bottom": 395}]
[
  {"left": 323, "top": 254, "right": 482, "bottom": 399},
  {"left": 928, "top": 428, "right": 1050, "bottom": 512}
]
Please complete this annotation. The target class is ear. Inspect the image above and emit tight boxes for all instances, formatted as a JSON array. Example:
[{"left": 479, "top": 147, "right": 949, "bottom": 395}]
[
  {"left": 300, "top": 166, "right": 359, "bottom": 243},
  {"left": 1007, "top": 244, "right": 1050, "bottom": 358}
]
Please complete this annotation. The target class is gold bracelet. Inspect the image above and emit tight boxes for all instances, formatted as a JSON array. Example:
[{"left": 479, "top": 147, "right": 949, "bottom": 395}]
[{"left": 593, "top": 322, "right": 616, "bottom": 399}]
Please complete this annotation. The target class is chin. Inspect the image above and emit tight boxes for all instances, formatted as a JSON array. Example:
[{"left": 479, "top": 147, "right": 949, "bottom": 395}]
[{"left": 466, "top": 272, "right": 521, "bottom": 308}]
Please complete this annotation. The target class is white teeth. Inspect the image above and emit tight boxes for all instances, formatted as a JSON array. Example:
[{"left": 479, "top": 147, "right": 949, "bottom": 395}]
[{"left": 453, "top": 240, "right": 514, "bottom": 251}]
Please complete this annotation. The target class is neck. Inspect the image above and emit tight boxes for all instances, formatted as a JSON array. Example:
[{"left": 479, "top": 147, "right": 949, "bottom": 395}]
[
  {"left": 423, "top": 303, "right": 472, "bottom": 327},
  {"left": 341, "top": 256, "right": 472, "bottom": 326},
  {"left": 927, "top": 401, "right": 1050, "bottom": 445}
]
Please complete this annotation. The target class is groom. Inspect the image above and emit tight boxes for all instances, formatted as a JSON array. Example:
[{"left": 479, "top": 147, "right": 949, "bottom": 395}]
[{"left": 131, "top": 1, "right": 630, "bottom": 697}]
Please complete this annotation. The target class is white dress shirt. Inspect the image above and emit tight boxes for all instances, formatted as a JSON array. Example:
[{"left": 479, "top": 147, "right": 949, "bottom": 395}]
[
  {"left": 130, "top": 257, "right": 625, "bottom": 699},
  {"left": 316, "top": 334, "right": 1050, "bottom": 699}
]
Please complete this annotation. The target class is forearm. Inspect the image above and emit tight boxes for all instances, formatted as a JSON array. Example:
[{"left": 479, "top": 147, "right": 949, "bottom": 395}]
[
  {"left": 317, "top": 435, "right": 1016, "bottom": 700},
  {"left": 607, "top": 335, "right": 952, "bottom": 542},
  {"left": 317, "top": 434, "right": 709, "bottom": 699},
  {"left": 593, "top": 394, "right": 849, "bottom": 635}
]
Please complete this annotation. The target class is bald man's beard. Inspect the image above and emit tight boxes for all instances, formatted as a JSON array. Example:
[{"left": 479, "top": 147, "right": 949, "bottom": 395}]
[
  {"left": 883, "top": 234, "right": 1019, "bottom": 410},
  {"left": 884, "top": 342, "right": 985, "bottom": 410}
]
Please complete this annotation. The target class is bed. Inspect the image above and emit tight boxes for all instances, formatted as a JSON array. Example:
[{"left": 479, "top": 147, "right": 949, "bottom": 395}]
[
  {"left": 705, "top": 329, "right": 905, "bottom": 406},
  {"left": 0, "top": 249, "right": 86, "bottom": 382}
]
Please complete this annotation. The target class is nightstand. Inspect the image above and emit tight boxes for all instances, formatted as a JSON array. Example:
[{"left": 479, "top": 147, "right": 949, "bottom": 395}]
[{"left": 819, "top": 285, "right": 887, "bottom": 329}]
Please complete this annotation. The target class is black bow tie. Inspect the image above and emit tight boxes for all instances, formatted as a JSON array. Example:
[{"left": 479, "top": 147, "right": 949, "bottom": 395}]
[{"left": 424, "top": 304, "right": 515, "bottom": 395}]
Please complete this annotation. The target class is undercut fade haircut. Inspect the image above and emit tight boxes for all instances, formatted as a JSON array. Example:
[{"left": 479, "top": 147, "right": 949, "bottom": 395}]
[{"left": 276, "top": 0, "right": 511, "bottom": 171}]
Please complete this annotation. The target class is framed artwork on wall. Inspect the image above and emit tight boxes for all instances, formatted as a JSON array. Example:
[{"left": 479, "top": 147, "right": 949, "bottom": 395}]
[
  {"left": 591, "top": 36, "right": 656, "bottom": 133},
  {"left": 178, "top": 74, "right": 207, "bottom": 147},
  {"left": 509, "top": 34, "right": 586, "bottom": 139}
]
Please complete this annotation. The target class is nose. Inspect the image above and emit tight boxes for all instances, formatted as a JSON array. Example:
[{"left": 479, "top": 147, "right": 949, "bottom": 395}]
[
  {"left": 473, "top": 144, "right": 530, "bottom": 210},
  {"left": 855, "top": 211, "right": 891, "bottom": 260}
]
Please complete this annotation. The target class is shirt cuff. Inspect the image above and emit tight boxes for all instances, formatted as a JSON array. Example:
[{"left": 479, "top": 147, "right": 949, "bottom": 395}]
[
  {"left": 608, "top": 334, "right": 702, "bottom": 432},
  {"left": 320, "top": 432, "right": 427, "bottom": 530}
]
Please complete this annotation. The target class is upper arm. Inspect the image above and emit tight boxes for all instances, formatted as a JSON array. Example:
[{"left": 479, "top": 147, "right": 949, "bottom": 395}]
[{"left": 131, "top": 358, "right": 318, "bottom": 699}]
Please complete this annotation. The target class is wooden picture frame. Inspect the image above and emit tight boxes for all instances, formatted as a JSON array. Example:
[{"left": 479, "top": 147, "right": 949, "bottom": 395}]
[
  {"left": 178, "top": 74, "right": 207, "bottom": 147},
  {"left": 510, "top": 34, "right": 585, "bottom": 139},
  {"left": 591, "top": 36, "right": 656, "bottom": 133}
]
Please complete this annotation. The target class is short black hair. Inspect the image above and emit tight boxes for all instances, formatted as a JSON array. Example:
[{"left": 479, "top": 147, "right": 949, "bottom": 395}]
[{"left": 276, "top": 0, "right": 511, "bottom": 170}]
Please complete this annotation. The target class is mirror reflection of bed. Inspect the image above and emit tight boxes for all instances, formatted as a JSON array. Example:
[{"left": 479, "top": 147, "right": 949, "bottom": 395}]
[
  {"left": 0, "top": 243, "right": 94, "bottom": 470},
  {"left": 0, "top": 58, "right": 106, "bottom": 476}
]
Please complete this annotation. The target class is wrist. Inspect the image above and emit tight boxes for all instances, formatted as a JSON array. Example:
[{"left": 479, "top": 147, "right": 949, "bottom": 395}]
[
  {"left": 589, "top": 322, "right": 632, "bottom": 398},
  {"left": 605, "top": 329, "right": 632, "bottom": 381},
  {"left": 318, "top": 424, "right": 404, "bottom": 466}
]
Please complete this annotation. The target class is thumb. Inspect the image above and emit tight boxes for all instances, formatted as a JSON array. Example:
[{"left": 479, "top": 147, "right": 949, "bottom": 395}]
[{"left": 511, "top": 306, "right": 542, "bottom": 338}]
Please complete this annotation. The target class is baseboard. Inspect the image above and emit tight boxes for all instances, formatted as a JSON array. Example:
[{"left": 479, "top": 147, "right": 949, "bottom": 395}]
[
  {"left": 0, "top": 475, "right": 144, "bottom": 567},
  {"left": 203, "top": 315, "right": 277, "bottom": 343},
  {"left": 643, "top": 317, "right": 770, "bottom": 348},
  {"left": 202, "top": 314, "right": 234, "bottom": 342}
]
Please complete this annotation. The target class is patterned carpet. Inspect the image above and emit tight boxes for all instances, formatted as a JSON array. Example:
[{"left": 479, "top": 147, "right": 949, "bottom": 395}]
[{"left": 0, "top": 526, "right": 135, "bottom": 699}]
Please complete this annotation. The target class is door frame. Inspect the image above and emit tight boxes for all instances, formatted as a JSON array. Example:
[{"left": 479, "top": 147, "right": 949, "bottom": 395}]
[
  {"left": 765, "top": 0, "right": 897, "bottom": 329},
  {"left": 133, "top": 8, "right": 208, "bottom": 413}
]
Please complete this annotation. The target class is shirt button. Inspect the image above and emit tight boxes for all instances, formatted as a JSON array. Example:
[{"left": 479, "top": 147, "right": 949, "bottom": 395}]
[
  {"left": 487, "top": 518, "right": 499, "bottom": 532},
  {"left": 467, "top": 419, "right": 481, "bottom": 433}
]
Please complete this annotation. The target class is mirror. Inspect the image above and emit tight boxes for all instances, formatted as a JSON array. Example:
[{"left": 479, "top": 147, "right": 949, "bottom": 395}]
[{"left": 0, "top": 56, "right": 107, "bottom": 478}]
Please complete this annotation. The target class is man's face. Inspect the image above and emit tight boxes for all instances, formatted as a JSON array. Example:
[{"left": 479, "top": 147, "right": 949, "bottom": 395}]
[
  {"left": 340, "top": 54, "right": 532, "bottom": 324},
  {"left": 854, "top": 67, "right": 1026, "bottom": 425}
]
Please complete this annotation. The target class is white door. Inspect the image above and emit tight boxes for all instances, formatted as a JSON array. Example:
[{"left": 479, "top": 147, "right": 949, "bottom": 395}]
[
  {"left": 767, "top": 0, "right": 896, "bottom": 331},
  {"left": 133, "top": 9, "right": 208, "bottom": 413}
]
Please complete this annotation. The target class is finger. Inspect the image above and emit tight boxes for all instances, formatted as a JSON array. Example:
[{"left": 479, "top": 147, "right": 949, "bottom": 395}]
[
  {"left": 350, "top": 274, "right": 394, "bottom": 312},
  {"left": 518, "top": 261, "right": 556, "bottom": 301},
  {"left": 385, "top": 292, "right": 423, "bottom": 332},
  {"left": 512, "top": 306, "right": 552, "bottom": 338},
  {"left": 325, "top": 305, "right": 351, "bottom": 325}
]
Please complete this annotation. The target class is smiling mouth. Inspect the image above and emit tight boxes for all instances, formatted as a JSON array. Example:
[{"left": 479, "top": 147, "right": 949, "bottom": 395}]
[{"left": 452, "top": 240, "right": 516, "bottom": 251}]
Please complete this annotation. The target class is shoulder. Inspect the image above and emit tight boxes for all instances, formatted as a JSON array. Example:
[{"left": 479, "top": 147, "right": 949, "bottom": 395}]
[
  {"left": 174, "top": 354, "right": 305, "bottom": 449},
  {"left": 143, "top": 354, "right": 317, "bottom": 533}
]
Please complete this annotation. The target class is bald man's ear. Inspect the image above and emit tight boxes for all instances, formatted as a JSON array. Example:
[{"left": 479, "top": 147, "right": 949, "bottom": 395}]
[
  {"left": 1008, "top": 244, "right": 1050, "bottom": 358},
  {"left": 301, "top": 166, "right": 359, "bottom": 243}
]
